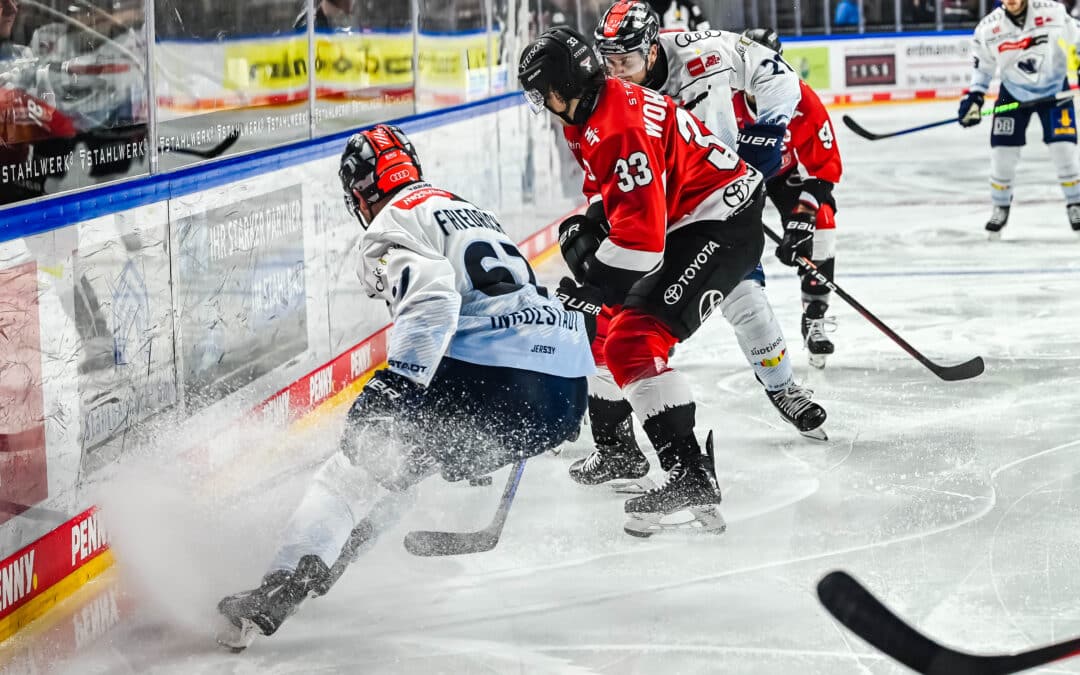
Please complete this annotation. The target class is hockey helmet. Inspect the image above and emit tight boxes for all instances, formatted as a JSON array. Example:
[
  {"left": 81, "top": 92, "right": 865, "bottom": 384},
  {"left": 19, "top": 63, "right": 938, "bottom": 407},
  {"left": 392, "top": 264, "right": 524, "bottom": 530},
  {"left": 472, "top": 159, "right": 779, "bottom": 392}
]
[
  {"left": 517, "top": 26, "right": 605, "bottom": 124},
  {"left": 593, "top": 1, "right": 660, "bottom": 80},
  {"left": 339, "top": 124, "right": 422, "bottom": 227},
  {"left": 742, "top": 28, "right": 783, "bottom": 55}
]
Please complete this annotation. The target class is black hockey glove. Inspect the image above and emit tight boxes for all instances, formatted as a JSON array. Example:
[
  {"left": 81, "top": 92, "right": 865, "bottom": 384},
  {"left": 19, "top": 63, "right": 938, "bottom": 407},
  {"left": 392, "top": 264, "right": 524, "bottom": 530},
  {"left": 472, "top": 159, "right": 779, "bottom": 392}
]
[
  {"left": 558, "top": 212, "right": 608, "bottom": 283},
  {"left": 737, "top": 122, "right": 786, "bottom": 178},
  {"left": 958, "top": 91, "right": 984, "bottom": 127},
  {"left": 776, "top": 210, "right": 815, "bottom": 266},
  {"left": 555, "top": 277, "right": 602, "bottom": 342}
]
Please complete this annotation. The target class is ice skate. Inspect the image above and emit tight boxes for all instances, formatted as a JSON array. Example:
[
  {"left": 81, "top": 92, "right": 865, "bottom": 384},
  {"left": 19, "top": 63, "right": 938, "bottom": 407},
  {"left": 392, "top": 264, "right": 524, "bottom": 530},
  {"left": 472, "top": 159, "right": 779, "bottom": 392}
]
[
  {"left": 765, "top": 381, "right": 828, "bottom": 441},
  {"left": 570, "top": 416, "right": 654, "bottom": 492},
  {"left": 623, "top": 432, "right": 726, "bottom": 537},
  {"left": 216, "top": 554, "right": 330, "bottom": 651},
  {"left": 986, "top": 204, "right": 1010, "bottom": 241},
  {"left": 1068, "top": 203, "right": 1080, "bottom": 238},
  {"left": 801, "top": 300, "right": 836, "bottom": 370}
]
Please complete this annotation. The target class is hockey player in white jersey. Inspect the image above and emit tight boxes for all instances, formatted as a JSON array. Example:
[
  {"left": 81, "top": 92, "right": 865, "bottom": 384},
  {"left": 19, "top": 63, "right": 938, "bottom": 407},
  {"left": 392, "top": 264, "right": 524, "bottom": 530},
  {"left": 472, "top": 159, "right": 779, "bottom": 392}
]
[
  {"left": 959, "top": 0, "right": 1080, "bottom": 238},
  {"left": 565, "top": 0, "right": 824, "bottom": 490},
  {"left": 216, "top": 125, "right": 592, "bottom": 650}
]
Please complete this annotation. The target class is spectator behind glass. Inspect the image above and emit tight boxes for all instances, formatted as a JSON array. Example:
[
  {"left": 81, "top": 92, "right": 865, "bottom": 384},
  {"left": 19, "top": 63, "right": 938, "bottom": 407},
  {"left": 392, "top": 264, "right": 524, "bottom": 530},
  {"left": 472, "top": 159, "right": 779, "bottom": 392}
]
[
  {"left": 909, "top": 0, "right": 938, "bottom": 22},
  {"left": 645, "top": 0, "right": 711, "bottom": 30},
  {"left": 295, "top": 0, "right": 354, "bottom": 30},
  {"left": 835, "top": 0, "right": 860, "bottom": 25}
]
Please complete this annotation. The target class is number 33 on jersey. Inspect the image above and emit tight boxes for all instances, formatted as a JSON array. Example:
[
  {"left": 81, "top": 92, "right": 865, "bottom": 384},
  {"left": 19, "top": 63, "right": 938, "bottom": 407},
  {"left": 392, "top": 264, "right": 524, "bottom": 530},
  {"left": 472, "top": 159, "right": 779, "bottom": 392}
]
[{"left": 564, "top": 78, "right": 761, "bottom": 275}]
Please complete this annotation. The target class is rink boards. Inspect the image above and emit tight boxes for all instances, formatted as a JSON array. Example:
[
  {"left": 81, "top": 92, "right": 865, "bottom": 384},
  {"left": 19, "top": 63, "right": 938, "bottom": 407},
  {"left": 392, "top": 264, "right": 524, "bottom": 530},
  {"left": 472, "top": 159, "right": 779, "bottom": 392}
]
[{"left": 0, "top": 92, "right": 581, "bottom": 642}]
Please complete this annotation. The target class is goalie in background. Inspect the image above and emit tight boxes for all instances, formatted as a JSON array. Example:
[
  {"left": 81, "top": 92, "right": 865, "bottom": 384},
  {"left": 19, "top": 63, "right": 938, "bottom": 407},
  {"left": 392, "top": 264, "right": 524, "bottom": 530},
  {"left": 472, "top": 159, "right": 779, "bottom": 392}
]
[
  {"left": 959, "top": 0, "right": 1080, "bottom": 238},
  {"left": 216, "top": 124, "right": 592, "bottom": 651}
]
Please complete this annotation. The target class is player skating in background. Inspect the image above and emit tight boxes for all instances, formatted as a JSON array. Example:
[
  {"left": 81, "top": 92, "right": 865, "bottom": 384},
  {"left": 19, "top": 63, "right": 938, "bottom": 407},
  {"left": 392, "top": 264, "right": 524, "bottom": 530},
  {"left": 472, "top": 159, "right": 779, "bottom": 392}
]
[
  {"left": 958, "top": 0, "right": 1080, "bottom": 239},
  {"left": 216, "top": 125, "right": 592, "bottom": 649},
  {"left": 583, "top": 0, "right": 825, "bottom": 493},
  {"left": 521, "top": 25, "right": 794, "bottom": 535},
  {"left": 736, "top": 28, "right": 843, "bottom": 368}
]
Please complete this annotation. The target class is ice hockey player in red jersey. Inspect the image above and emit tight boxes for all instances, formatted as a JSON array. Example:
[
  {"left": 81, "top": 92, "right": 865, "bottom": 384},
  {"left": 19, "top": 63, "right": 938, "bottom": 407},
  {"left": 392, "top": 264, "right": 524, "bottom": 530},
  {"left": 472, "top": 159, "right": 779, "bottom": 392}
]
[
  {"left": 519, "top": 25, "right": 774, "bottom": 536},
  {"left": 737, "top": 28, "right": 843, "bottom": 368},
  {"left": 591, "top": 0, "right": 829, "bottom": 455}
]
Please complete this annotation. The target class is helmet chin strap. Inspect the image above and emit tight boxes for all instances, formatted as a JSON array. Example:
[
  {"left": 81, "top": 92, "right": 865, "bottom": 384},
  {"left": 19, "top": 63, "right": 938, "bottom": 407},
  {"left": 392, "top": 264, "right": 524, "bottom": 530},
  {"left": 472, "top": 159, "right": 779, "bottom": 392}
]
[{"left": 565, "top": 84, "right": 601, "bottom": 125}]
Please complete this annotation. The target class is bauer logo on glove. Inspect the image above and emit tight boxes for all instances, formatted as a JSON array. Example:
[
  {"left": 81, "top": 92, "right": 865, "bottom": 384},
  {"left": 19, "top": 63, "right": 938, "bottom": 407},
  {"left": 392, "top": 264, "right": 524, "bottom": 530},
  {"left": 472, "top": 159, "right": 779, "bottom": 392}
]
[{"left": 776, "top": 210, "right": 816, "bottom": 266}]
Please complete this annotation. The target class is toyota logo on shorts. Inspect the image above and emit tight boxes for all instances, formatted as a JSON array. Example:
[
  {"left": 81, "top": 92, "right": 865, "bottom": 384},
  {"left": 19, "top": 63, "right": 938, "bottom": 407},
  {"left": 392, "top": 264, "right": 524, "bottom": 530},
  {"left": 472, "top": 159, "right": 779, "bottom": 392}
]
[
  {"left": 664, "top": 283, "right": 683, "bottom": 305},
  {"left": 723, "top": 179, "right": 750, "bottom": 207}
]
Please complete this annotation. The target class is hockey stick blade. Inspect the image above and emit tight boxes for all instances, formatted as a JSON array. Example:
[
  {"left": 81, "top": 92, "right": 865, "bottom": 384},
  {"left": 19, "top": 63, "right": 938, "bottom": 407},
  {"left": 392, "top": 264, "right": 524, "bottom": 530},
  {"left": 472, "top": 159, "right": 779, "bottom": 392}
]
[
  {"left": 818, "top": 570, "right": 1080, "bottom": 674},
  {"left": 841, "top": 113, "right": 955, "bottom": 141},
  {"left": 403, "top": 459, "right": 526, "bottom": 557},
  {"left": 841, "top": 114, "right": 888, "bottom": 140},
  {"left": 931, "top": 355, "right": 985, "bottom": 382}
]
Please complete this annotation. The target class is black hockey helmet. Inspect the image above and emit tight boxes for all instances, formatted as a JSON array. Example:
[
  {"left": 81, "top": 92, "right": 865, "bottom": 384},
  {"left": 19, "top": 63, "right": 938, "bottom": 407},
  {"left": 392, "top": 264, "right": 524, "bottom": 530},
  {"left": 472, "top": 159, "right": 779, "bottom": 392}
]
[
  {"left": 742, "top": 28, "right": 783, "bottom": 55},
  {"left": 518, "top": 25, "right": 605, "bottom": 125},
  {"left": 593, "top": 0, "right": 661, "bottom": 57},
  {"left": 339, "top": 124, "right": 422, "bottom": 227}
]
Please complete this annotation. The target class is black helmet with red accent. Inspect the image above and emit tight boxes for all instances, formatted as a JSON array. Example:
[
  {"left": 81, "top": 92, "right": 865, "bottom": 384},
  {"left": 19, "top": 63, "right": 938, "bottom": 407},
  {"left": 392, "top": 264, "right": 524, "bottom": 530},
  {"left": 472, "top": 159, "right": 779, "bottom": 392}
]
[
  {"left": 339, "top": 123, "right": 423, "bottom": 227},
  {"left": 742, "top": 27, "right": 783, "bottom": 55},
  {"left": 517, "top": 25, "right": 605, "bottom": 126},
  {"left": 593, "top": 1, "right": 660, "bottom": 57}
]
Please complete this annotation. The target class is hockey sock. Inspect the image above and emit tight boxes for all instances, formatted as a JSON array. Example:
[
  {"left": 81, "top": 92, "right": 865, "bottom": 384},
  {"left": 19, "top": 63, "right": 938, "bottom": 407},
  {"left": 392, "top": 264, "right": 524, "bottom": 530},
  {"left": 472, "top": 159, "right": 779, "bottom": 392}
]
[
  {"left": 1049, "top": 141, "right": 1080, "bottom": 203},
  {"left": 589, "top": 395, "right": 635, "bottom": 446},
  {"left": 802, "top": 257, "right": 835, "bottom": 309},
  {"left": 721, "top": 279, "right": 793, "bottom": 391},
  {"left": 989, "top": 145, "right": 1021, "bottom": 207}
]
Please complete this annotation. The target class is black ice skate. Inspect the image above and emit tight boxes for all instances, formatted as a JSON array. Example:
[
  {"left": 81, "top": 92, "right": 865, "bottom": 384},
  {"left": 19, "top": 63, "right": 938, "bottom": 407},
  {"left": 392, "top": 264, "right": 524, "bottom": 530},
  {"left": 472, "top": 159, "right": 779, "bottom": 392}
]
[
  {"left": 623, "top": 433, "right": 726, "bottom": 538},
  {"left": 1068, "top": 203, "right": 1080, "bottom": 238},
  {"left": 569, "top": 442, "right": 653, "bottom": 493},
  {"left": 801, "top": 300, "right": 835, "bottom": 370},
  {"left": 216, "top": 554, "right": 330, "bottom": 652},
  {"left": 766, "top": 381, "right": 828, "bottom": 441},
  {"left": 986, "top": 204, "right": 1010, "bottom": 240}
]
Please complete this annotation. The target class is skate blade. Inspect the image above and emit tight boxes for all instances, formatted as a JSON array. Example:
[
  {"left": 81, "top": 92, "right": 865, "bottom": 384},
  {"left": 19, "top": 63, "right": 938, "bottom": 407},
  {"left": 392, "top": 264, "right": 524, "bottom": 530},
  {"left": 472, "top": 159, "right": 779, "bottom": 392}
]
[
  {"left": 987, "top": 231, "right": 1002, "bottom": 242},
  {"left": 808, "top": 353, "right": 827, "bottom": 370},
  {"left": 623, "top": 505, "right": 727, "bottom": 538},
  {"left": 799, "top": 426, "right": 829, "bottom": 442},
  {"left": 609, "top": 477, "right": 657, "bottom": 494},
  {"left": 216, "top": 617, "right": 260, "bottom": 653}
]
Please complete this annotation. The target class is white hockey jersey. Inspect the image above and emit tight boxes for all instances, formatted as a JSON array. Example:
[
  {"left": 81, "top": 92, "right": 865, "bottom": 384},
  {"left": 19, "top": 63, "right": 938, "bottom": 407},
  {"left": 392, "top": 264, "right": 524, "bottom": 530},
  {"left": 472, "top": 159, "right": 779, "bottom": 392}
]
[
  {"left": 357, "top": 183, "right": 595, "bottom": 387},
  {"left": 970, "top": 0, "right": 1080, "bottom": 101},
  {"left": 652, "top": 29, "right": 801, "bottom": 149}
]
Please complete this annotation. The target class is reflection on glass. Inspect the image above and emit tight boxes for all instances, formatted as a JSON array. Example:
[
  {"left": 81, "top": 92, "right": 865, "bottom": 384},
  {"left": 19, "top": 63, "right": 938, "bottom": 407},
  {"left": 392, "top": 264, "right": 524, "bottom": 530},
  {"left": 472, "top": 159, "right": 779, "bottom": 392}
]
[
  {"left": 1, "top": 0, "right": 148, "bottom": 206},
  {"left": 154, "top": 0, "right": 311, "bottom": 172},
  {"left": 417, "top": 0, "right": 501, "bottom": 111},
  {"left": 312, "top": 0, "right": 415, "bottom": 135}
]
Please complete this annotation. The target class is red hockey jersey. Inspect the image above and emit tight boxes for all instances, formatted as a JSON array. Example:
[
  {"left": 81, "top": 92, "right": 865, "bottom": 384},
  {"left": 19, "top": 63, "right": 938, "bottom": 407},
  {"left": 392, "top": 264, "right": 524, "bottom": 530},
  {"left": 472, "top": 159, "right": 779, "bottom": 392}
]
[
  {"left": 732, "top": 79, "right": 842, "bottom": 185},
  {"left": 564, "top": 77, "right": 761, "bottom": 276}
]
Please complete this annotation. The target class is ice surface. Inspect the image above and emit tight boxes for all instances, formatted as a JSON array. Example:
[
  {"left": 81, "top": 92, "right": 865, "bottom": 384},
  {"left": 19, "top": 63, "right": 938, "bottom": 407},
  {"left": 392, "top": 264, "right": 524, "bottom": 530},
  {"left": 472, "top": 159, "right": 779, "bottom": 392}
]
[{"left": 7, "top": 100, "right": 1080, "bottom": 675}]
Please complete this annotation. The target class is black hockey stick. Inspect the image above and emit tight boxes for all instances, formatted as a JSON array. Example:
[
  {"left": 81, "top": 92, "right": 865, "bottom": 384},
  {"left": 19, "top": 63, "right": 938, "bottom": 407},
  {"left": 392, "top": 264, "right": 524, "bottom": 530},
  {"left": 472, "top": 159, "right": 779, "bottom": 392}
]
[
  {"left": 818, "top": 570, "right": 1080, "bottom": 674},
  {"left": 403, "top": 458, "right": 526, "bottom": 556},
  {"left": 842, "top": 87, "right": 1080, "bottom": 141},
  {"left": 163, "top": 127, "right": 241, "bottom": 159},
  {"left": 764, "top": 226, "right": 984, "bottom": 381}
]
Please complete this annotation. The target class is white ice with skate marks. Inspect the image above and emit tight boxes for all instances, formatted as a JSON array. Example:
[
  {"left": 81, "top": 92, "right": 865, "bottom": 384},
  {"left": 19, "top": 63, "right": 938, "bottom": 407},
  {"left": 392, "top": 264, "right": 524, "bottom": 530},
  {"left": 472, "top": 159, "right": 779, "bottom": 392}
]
[{"left": 17, "top": 98, "right": 1080, "bottom": 674}]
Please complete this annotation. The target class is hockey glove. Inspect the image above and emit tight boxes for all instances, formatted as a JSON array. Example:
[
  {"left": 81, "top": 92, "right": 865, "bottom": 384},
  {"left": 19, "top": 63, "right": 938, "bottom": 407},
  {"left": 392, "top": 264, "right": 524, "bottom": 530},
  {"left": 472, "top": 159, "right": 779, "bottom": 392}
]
[
  {"left": 958, "top": 91, "right": 984, "bottom": 127},
  {"left": 555, "top": 277, "right": 602, "bottom": 342},
  {"left": 776, "top": 210, "right": 815, "bottom": 266},
  {"left": 558, "top": 213, "right": 608, "bottom": 283},
  {"left": 737, "top": 123, "right": 786, "bottom": 178}
]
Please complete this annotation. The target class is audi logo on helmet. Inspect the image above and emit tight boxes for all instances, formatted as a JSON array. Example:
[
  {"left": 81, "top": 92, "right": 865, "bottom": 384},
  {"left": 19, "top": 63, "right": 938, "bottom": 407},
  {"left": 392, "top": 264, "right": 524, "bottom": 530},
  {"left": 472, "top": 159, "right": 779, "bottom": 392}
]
[{"left": 388, "top": 168, "right": 411, "bottom": 183}]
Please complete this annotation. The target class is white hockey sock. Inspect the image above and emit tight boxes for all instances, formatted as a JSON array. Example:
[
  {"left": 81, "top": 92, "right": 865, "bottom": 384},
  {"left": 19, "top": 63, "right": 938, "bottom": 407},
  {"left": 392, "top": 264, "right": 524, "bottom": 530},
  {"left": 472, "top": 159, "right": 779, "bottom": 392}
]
[
  {"left": 989, "top": 145, "right": 1021, "bottom": 207},
  {"left": 721, "top": 279, "right": 793, "bottom": 391},
  {"left": 622, "top": 369, "right": 694, "bottom": 422},
  {"left": 1048, "top": 142, "right": 1080, "bottom": 203},
  {"left": 271, "top": 451, "right": 384, "bottom": 572}
]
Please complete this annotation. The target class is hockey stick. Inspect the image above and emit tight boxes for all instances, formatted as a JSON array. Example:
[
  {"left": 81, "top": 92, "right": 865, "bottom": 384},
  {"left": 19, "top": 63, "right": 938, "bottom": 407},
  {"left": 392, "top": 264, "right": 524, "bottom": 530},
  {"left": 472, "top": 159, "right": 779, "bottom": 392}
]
[
  {"left": 162, "top": 128, "right": 241, "bottom": 159},
  {"left": 818, "top": 570, "right": 1080, "bottom": 674},
  {"left": 764, "top": 226, "right": 984, "bottom": 381},
  {"left": 403, "top": 458, "right": 526, "bottom": 556},
  {"left": 841, "top": 87, "right": 1080, "bottom": 141}
]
